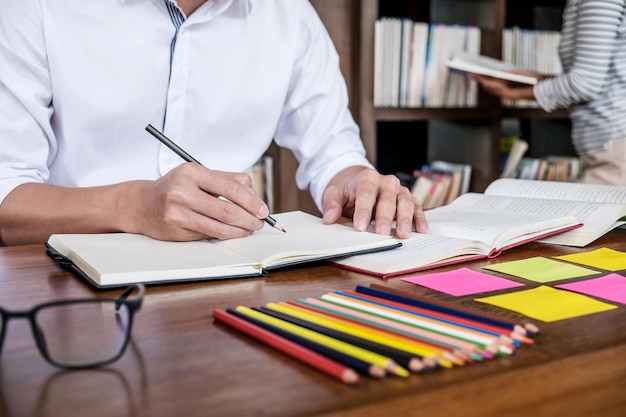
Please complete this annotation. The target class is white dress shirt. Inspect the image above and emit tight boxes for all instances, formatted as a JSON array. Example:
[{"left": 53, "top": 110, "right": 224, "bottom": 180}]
[{"left": 0, "top": 0, "right": 371, "bottom": 209}]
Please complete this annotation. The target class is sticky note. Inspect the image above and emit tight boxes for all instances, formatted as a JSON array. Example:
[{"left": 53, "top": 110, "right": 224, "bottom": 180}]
[
  {"left": 401, "top": 267, "right": 524, "bottom": 296},
  {"left": 475, "top": 285, "right": 617, "bottom": 322},
  {"left": 554, "top": 248, "right": 626, "bottom": 272},
  {"left": 482, "top": 257, "right": 599, "bottom": 283},
  {"left": 555, "top": 274, "right": 626, "bottom": 304}
]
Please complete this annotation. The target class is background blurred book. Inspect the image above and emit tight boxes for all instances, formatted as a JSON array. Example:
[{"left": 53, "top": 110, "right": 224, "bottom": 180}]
[{"left": 409, "top": 160, "right": 472, "bottom": 209}]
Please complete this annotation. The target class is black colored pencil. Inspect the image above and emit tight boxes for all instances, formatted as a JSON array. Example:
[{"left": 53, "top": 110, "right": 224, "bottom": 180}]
[
  {"left": 255, "top": 306, "right": 426, "bottom": 373},
  {"left": 226, "top": 308, "right": 385, "bottom": 378},
  {"left": 364, "top": 284, "right": 540, "bottom": 335}
]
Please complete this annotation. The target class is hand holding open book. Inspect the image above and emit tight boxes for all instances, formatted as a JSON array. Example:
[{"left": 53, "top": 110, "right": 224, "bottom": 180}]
[
  {"left": 333, "top": 179, "right": 626, "bottom": 277},
  {"left": 446, "top": 52, "right": 539, "bottom": 85}
]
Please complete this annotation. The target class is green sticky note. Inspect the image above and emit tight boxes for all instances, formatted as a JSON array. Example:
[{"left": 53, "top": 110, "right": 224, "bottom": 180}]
[
  {"left": 475, "top": 285, "right": 617, "bottom": 322},
  {"left": 483, "top": 257, "right": 599, "bottom": 283},
  {"left": 554, "top": 248, "right": 626, "bottom": 272}
]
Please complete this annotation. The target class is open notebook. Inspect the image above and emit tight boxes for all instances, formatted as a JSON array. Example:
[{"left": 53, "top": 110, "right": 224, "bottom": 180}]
[{"left": 46, "top": 211, "right": 400, "bottom": 288}]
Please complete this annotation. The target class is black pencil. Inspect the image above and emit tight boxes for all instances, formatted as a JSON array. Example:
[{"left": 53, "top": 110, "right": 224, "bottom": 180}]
[
  {"left": 145, "top": 124, "right": 285, "bottom": 233},
  {"left": 226, "top": 308, "right": 384, "bottom": 378},
  {"left": 254, "top": 306, "right": 426, "bottom": 373}
]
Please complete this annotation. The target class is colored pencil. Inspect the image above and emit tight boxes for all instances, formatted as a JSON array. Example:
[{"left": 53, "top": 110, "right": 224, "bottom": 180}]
[
  {"left": 366, "top": 284, "right": 541, "bottom": 335},
  {"left": 289, "top": 298, "right": 472, "bottom": 365},
  {"left": 212, "top": 309, "right": 361, "bottom": 384},
  {"left": 320, "top": 292, "right": 512, "bottom": 355},
  {"left": 294, "top": 297, "right": 486, "bottom": 362},
  {"left": 226, "top": 308, "right": 384, "bottom": 378},
  {"left": 254, "top": 306, "right": 425, "bottom": 372},
  {"left": 341, "top": 290, "right": 524, "bottom": 347},
  {"left": 266, "top": 302, "right": 458, "bottom": 368},
  {"left": 234, "top": 306, "right": 410, "bottom": 377}
]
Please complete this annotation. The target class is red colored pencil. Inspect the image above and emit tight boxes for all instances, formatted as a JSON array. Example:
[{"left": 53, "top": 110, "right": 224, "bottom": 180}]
[{"left": 212, "top": 309, "right": 361, "bottom": 385}]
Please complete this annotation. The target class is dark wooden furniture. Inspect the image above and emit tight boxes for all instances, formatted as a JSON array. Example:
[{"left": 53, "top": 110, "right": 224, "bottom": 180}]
[
  {"left": 275, "top": 1, "right": 573, "bottom": 215},
  {"left": 1, "top": 229, "right": 625, "bottom": 417}
]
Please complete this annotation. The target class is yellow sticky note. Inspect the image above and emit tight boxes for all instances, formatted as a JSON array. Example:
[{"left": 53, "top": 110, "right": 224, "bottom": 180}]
[
  {"left": 475, "top": 285, "right": 617, "bottom": 322},
  {"left": 554, "top": 248, "right": 626, "bottom": 272},
  {"left": 483, "top": 257, "right": 599, "bottom": 283}
]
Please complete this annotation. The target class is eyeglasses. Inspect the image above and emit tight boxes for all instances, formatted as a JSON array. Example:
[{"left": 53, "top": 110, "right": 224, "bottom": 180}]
[{"left": 0, "top": 283, "right": 145, "bottom": 369}]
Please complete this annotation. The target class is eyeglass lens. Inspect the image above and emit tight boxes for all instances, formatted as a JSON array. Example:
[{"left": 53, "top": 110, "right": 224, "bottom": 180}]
[{"left": 33, "top": 300, "right": 131, "bottom": 367}]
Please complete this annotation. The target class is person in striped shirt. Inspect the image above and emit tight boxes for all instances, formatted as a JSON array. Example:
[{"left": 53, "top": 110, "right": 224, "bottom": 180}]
[{"left": 473, "top": 0, "right": 626, "bottom": 186}]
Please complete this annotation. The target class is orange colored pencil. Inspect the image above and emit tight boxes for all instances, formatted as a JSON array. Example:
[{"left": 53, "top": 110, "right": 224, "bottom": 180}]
[
  {"left": 343, "top": 290, "right": 532, "bottom": 345},
  {"left": 268, "top": 301, "right": 459, "bottom": 368},
  {"left": 295, "top": 297, "right": 486, "bottom": 361},
  {"left": 367, "top": 284, "right": 541, "bottom": 335},
  {"left": 212, "top": 309, "right": 361, "bottom": 385},
  {"left": 321, "top": 292, "right": 512, "bottom": 355}
]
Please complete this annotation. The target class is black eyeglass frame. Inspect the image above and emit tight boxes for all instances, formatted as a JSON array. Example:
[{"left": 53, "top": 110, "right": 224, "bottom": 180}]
[{"left": 0, "top": 283, "right": 145, "bottom": 369}]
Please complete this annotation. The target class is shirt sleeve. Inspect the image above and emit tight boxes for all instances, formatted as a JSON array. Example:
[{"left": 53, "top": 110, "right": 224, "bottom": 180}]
[
  {"left": 0, "top": 0, "right": 56, "bottom": 204},
  {"left": 533, "top": 0, "right": 624, "bottom": 112},
  {"left": 271, "top": 0, "right": 373, "bottom": 210}
]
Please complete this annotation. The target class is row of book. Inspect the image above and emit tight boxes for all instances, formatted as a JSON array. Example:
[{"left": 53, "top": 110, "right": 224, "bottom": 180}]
[
  {"left": 500, "top": 137, "right": 581, "bottom": 182},
  {"left": 213, "top": 284, "right": 539, "bottom": 384},
  {"left": 502, "top": 27, "right": 562, "bottom": 108},
  {"left": 409, "top": 161, "right": 472, "bottom": 209},
  {"left": 374, "top": 17, "right": 562, "bottom": 109},
  {"left": 515, "top": 156, "right": 582, "bottom": 182},
  {"left": 374, "top": 18, "right": 480, "bottom": 108}
]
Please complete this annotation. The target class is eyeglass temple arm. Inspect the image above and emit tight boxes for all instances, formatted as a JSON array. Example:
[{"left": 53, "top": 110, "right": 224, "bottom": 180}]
[{"left": 115, "top": 284, "right": 146, "bottom": 312}]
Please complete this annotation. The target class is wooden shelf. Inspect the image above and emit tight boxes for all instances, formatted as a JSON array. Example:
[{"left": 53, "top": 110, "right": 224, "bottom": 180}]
[
  {"left": 375, "top": 107, "right": 499, "bottom": 122},
  {"left": 271, "top": 0, "right": 571, "bottom": 214}
]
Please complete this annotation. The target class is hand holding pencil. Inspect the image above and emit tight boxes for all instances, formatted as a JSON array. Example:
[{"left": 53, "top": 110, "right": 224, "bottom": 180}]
[{"left": 139, "top": 124, "right": 285, "bottom": 241}]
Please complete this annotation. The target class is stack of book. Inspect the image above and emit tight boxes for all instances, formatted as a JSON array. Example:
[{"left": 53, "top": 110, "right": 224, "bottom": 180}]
[
  {"left": 410, "top": 161, "right": 472, "bottom": 209},
  {"left": 213, "top": 284, "right": 540, "bottom": 384}
]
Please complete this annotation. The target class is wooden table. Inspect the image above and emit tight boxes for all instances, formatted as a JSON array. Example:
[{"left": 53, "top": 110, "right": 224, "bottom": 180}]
[{"left": 1, "top": 230, "right": 625, "bottom": 417}]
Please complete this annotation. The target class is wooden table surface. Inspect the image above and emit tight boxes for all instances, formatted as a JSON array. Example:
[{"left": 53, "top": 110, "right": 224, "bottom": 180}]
[{"left": 1, "top": 230, "right": 625, "bottom": 417}]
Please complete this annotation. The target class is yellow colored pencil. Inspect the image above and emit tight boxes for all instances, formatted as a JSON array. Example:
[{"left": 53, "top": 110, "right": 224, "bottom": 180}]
[
  {"left": 321, "top": 293, "right": 508, "bottom": 355},
  {"left": 234, "top": 306, "right": 409, "bottom": 377},
  {"left": 268, "top": 302, "right": 458, "bottom": 368}
]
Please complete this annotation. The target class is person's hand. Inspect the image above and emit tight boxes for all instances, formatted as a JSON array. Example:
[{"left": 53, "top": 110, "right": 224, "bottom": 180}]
[
  {"left": 321, "top": 166, "right": 428, "bottom": 239},
  {"left": 470, "top": 73, "right": 536, "bottom": 100},
  {"left": 127, "top": 163, "right": 269, "bottom": 241}
]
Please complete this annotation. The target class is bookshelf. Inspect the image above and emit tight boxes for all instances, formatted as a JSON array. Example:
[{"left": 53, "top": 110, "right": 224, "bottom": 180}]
[
  {"left": 357, "top": 0, "right": 571, "bottom": 192},
  {"left": 272, "top": 0, "right": 571, "bottom": 214}
]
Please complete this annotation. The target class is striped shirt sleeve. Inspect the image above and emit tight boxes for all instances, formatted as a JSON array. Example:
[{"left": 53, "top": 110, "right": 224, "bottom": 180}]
[{"left": 534, "top": 0, "right": 626, "bottom": 112}]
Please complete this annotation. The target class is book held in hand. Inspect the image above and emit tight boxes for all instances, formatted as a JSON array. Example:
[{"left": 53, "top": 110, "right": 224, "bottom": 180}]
[
  {"left": 446, "top": 52, "right": 538, "bottom": 85},
  {"left": 46, "top": 211, "right": 401, "bottom": 288}
]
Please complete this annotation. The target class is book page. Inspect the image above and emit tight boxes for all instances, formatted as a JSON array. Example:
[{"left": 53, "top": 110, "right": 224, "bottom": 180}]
[
  {"left": 213, "top": 211, "right": 399, "bottom": 269},
  {"left": 484, "top": 178, "right": 626, "bottom": 204},
  {"left": 446, "top": 53, "right": 538, "bottom": 85},
  {"left": 447, "top": 191, "right": 625, "bottom": 247},
  {"left": 333, "top": 233, "right": 489, "bottom": 276},
  {"left": 427, "top": 193, "right": 580, "bottom": 247}
]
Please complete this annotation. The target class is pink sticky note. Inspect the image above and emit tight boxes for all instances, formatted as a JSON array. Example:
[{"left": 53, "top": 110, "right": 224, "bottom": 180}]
[
  {"left": 555, "top": 274, "right": 626, "bottom": 304},
  {"left": 401, "top": 267, "right": 525, "bottom": 296}
]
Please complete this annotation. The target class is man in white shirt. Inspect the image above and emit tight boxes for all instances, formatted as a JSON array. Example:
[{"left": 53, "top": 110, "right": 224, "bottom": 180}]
[{"left": 0, "top": 0, "right": 427, "bottom": 245}]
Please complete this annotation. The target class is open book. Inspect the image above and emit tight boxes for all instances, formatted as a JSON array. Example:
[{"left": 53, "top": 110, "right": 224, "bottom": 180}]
[
  {"left": 481, "top": 179, "right": 626, "bottom": 246},
  {"left": 333, "top": 180, "right": 592, "bottom": 278},
  {"left": 446, "top": 52, "right": 538, "bottom": 85},
  {"left": 46, "top": 211, "right": 400, "bottom": 288}
]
